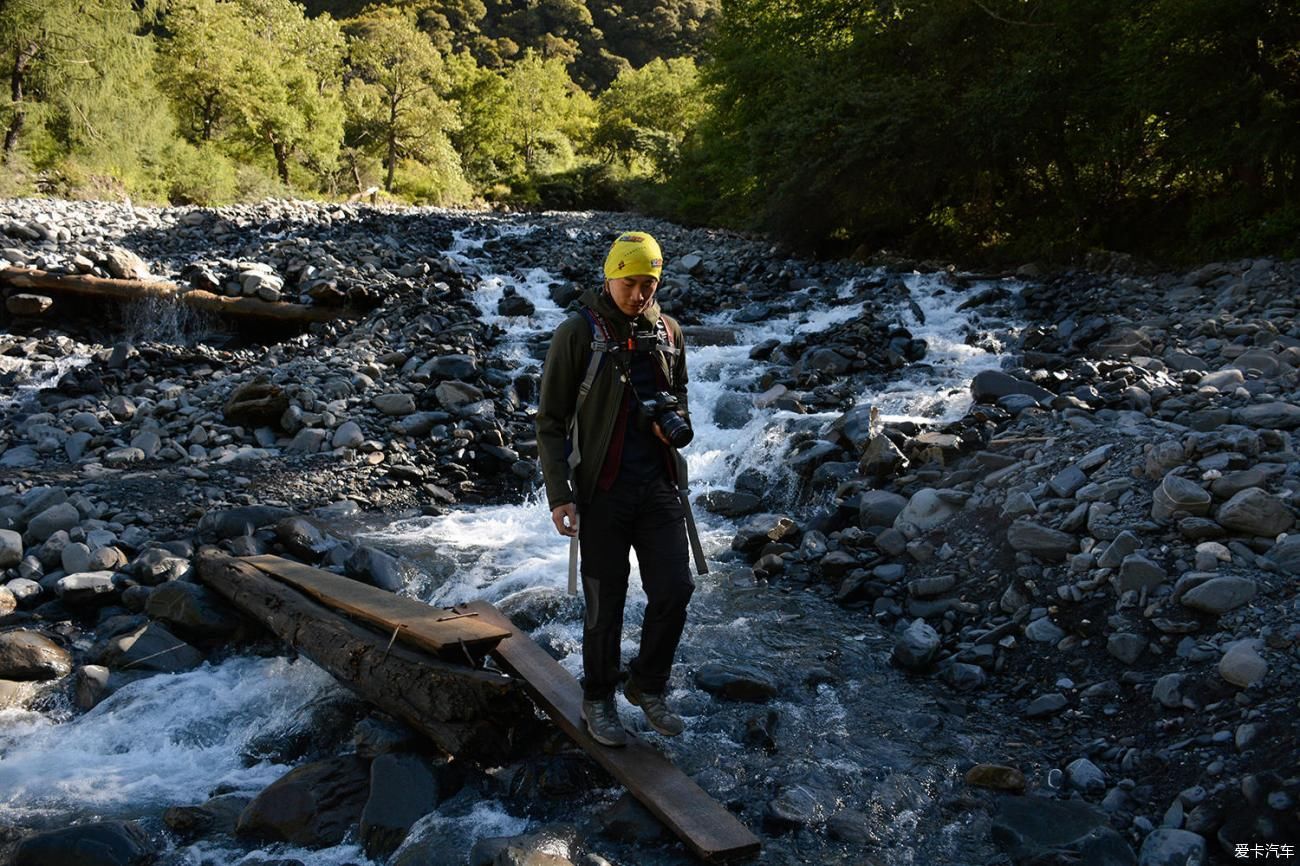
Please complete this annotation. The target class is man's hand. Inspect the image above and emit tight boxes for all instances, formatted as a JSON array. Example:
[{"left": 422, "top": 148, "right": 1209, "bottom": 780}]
[
  {"left": 652, "top": 422, "right": 670, "bottom": 446},
  {"left": 552, "top": 503, "right": 579, "bottom": 537}
]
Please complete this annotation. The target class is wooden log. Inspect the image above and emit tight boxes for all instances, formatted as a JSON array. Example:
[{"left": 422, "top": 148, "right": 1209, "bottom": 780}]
[
  {"left": 241, "top": 554, "right": 509, "bottom": 660},
  {"left": 464, "top": 600, "right": 762, "bottom": 862},
  {"left": 0, "top": 267, "right": 357, "bottom": 324},
  {"left": 196, "top": 548, "right": 534, "bottom": 761}
]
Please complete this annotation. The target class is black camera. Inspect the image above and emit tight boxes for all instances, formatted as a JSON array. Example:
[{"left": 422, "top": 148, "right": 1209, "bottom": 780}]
[{"left": 638, "top": 392, "right": 693, "bottom": 448}]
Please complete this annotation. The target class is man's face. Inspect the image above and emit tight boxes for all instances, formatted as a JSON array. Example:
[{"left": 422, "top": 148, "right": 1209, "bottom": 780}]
[{"left": 605, "top": 275, "right": 659, "bottom": 317}]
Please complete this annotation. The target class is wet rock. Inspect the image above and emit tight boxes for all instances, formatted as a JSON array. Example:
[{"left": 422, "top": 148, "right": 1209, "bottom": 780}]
[
  {"left": 1136, "top": 828, "right": 1206, "bottom": 866},
  {"left": 0, "top": 528, "right": 22, "bottom": 567},
  {"left": 964, "top": 764, "right": 1026, "bottom": 792},
  {"left": 132, "top": 548, "right": 193, "bottom": 585},
  {"left": 1097, "top": 531, "right": 1141, "bottom": 568},
  {"left": 765, "top": 783, "right": 832, "bottom": 830},
  {"left": 237, "top": 755, "right": 371, "bottom": 847},
  {"left": 361, "top": 753, "right": 440, "bottom": 859},
  {"left": 198, "top": 505, "right": 294, "bottom": 541},
  {"left": 145, "top": 581, "right": 241, "bottom": 639},
  {"left": 0, "top": 585, "right": 15, "bottom": 617},
  {"left": 1007, "top": 519, "right": 1077, "bottom": 560},
  {"left": 346, "top": 545, "right": 405, "bottom": 592},
  {"left": 698, "top": 490, "right": 761, "bottom": 518},
  {"left": 98, "top": 622, "right": 204, "bottom": 673},
  {"left": 164, "top": 794, "right": 252, "bottom": 840},
  {"left": 730, "top": 513, "right": 799, "bottom": 557},
  {"left": 991, "top": 797, "right": 1131, "bottom": 864},
  {"left": 694, "top": 662, "right": 777, "bottom": 701},
  {"left": 275, "top": 517, "right": 334, "bottom": 562},
  {"left": 892, "top": 618, "right": 940, "bottom": 670},
  {"left": 712, "top": 392, "right": 753, "bottom": 429},
  {"left": 0, "top": 629, "right": 72, "bottom": 680},
  {"left": 971, "top": 370, "right": 1055, "bottom": 405},
  {"left": 1216, "top": 488, "right": 1294, "bottom": 536},
  {"left": 12, "top": 819, "right": 156, "bottom": 866}
]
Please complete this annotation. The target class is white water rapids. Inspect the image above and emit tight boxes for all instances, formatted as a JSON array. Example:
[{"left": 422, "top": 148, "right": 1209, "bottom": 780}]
[{"left": 0, "top": 217, "right": 1021, "bottom": 864}]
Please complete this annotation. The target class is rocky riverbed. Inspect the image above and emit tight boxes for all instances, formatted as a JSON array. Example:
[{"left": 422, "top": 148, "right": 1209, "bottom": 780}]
[{"left": 0, "top": 198, "right": 1297, "bottom": 866}]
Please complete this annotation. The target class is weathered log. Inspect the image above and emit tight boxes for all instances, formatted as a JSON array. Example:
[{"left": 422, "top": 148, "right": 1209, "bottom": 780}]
[
  {"left": 0, "top": 267, "right": 357, "bottom": 324},
  {"left": 195, "top": 548, "right": 536, "bottom": 761}
]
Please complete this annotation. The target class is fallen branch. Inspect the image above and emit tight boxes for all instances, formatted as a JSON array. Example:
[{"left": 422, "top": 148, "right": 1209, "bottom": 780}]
[{"left": 0, "top": 267, "right": 358, "bottom": 325}]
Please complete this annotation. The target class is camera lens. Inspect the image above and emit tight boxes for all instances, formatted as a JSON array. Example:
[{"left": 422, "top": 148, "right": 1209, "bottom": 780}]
[{"left": 659, "top": 411, "right": 693, "bottom": 448}]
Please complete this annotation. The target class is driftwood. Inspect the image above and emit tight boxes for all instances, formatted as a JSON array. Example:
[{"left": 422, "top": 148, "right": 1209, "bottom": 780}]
[
  {"left": 241, "top": 554, "right": 510, "bottom": 660},
  {"left": 0, "top": 267, "right": 357, "bottom": 324},
  {"left": 196, "top": 548, "right": 535, "bottom": 761}
]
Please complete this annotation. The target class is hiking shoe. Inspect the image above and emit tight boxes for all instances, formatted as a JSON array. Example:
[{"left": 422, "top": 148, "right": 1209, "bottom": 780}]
[
  {"left": 581, "top": 697, "right": 627, "bottom": 747},
  {"left": 624, "top": 680, "right": 684, "bottom": 737}
]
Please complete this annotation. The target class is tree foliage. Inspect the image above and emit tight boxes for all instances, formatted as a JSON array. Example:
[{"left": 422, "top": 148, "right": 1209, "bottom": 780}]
[
  {"left": 594, "top": 57, "right": 705, "bottom": 177},
  {"left": 676, "top": 0, "right": 1300, "bottom": 261},
  {"left": 342, "top": 7, "right": 462, "bottom": 195}
]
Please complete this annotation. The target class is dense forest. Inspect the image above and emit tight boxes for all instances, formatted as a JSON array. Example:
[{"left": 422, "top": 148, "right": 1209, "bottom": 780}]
[{"left": 0, "top": 0, "right": 1297, "bottom": 263}]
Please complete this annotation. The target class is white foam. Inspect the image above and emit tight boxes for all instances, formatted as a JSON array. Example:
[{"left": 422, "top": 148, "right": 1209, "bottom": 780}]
[{"left": 0, "top": 656, "right": 337, "bottom": 822}]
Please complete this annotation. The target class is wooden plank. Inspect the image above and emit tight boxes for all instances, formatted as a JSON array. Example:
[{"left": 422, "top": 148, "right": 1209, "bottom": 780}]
[
  {"left": 0, "top": 267, "right": 358, "bottom": 324},
  {"left": 242, "top": 555, "right": 509, "bottom": 658},
  {"left": 463, "top": 600, "right": 761, "bottom": 862},
  {"left": 196, "top": 549, "right": 536, "bottom": 762}
]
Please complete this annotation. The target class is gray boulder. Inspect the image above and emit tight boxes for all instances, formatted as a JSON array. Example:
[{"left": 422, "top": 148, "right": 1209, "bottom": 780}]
[
  {"left": 1007, "top": 519, "right": 1077, "bottom": 560},
  {"left": 1137, "top": 828, "right": 1206, "bottom": 866},
  {"left": 145, "top": 581, "right": 241, "bottom": 639},
  {"left": 99, "top": 622, "right": 204, "bottom": 673},
  {"left": 237, "top": 756, "right": 371, "bottom": 846},
  {"left": 1216, "top": 488, "right": 1293, "bottom": 536},
  {"left": 0, "top": 630, "right": 73, "bottom": 680},
  {"left": 1179, "top": 576, "right": 1256, "bottom": 615},
  {"left": 694, "top": 662, "right": 778, "bottom": 701},
  {"left": 13, "top": 820, "right": 156, "bottom": 866},
  {"left": 361, "top": 753, "right": 440, "bottom": 858},
  {"left": 892, "top": 619, "right": 940, "bottom": 670},
  {"left": 0, "top": 529, "right": 22, "bottom": 568},
  {"left": 971, "top": 370, "right": 1055, "bottom": 405}
]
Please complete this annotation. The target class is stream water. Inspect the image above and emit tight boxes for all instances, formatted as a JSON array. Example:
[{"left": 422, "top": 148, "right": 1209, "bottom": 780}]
[{"left": 0, "top": 216, "right": 1026, "bottom": 865}]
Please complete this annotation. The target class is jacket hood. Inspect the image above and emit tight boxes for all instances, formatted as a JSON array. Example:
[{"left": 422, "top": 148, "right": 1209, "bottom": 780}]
[{"left": 579, "top": 287, "right": 662, "bottom": 333}]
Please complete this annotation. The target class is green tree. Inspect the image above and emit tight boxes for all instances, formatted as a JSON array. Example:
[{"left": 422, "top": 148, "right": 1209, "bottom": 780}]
[
  {"left": 156, "top": 0, "right": 250, "bottom": 142},
  {"left": 445, "top": 50, "right": 516, "bottom": 184},
  {"left": 503, "top": 49, "right": 593, "bottom": 177},
  {"left": 594, "top": 57, "right": 705, "bottom": 177},
  {"left": 343, "top": 7, "right": 462, "bottom": 193},
  {"left": 230, "top": 0, "right": 345, "bottom": 186}
]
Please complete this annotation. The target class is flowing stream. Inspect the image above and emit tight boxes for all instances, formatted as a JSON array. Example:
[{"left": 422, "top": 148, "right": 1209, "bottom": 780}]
[{"left": 0, "top": 216, "right": 1026, "bottom": 865}]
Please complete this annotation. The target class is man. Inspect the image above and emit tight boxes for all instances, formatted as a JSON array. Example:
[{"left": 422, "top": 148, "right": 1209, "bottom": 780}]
[{"left": 536, "top": 231, "right": 696, "bottom": 747}]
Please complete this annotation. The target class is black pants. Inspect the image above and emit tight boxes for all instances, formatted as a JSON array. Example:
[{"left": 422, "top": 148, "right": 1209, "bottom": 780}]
[{"left": 579, "top": 473, "right": 694, "bottom": 700}]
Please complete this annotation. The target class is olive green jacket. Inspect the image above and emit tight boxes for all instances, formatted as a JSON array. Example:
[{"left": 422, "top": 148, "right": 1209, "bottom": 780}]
[{"left": 536, "top": 287, "right": 690, "bottom": 510}]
